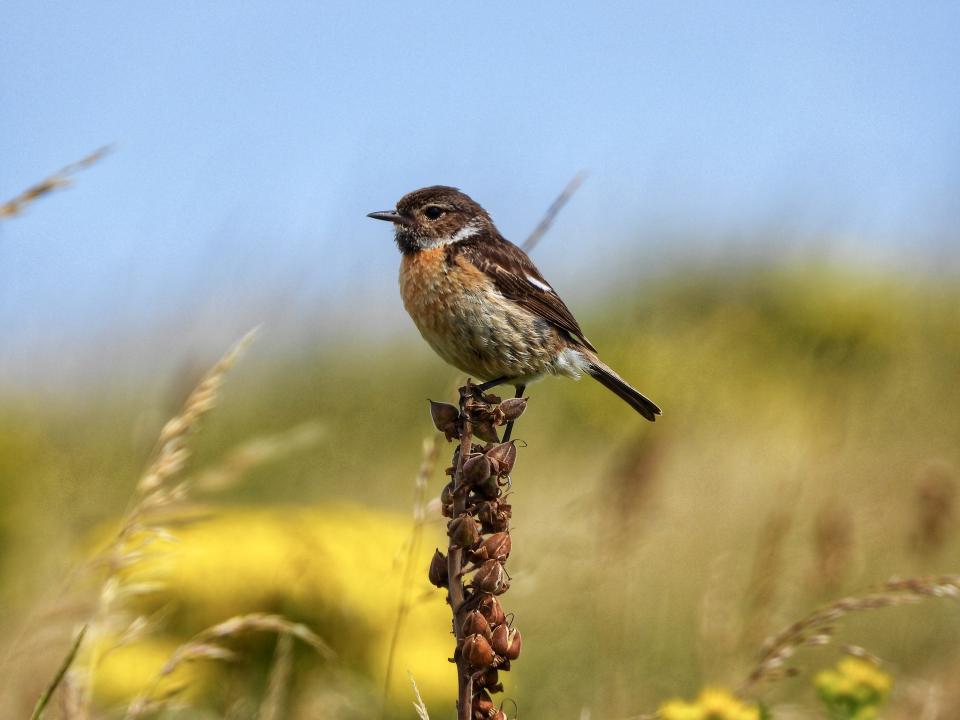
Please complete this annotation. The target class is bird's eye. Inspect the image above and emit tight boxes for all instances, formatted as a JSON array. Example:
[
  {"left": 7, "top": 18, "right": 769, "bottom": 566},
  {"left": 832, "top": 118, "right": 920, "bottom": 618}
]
[{"left": 423, "top": 206, "right": 445, "bottom": 220}]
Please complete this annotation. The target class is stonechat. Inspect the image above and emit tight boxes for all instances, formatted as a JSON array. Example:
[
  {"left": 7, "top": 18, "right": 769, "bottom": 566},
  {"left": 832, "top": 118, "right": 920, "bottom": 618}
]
[{"left": 368, "top": 186, "right": 661, "bottom": 422}]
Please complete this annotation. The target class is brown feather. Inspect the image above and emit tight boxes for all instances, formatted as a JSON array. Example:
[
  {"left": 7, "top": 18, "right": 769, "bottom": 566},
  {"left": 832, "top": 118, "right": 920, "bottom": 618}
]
[{"left": 455, "top": 233, "right": 597, "bottom": 352}]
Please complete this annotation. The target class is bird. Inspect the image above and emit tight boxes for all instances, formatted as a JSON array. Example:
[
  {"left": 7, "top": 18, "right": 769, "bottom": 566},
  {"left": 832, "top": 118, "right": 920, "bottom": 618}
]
[{"left": 368, "top": 186, "right": 661, "bottom": 426}]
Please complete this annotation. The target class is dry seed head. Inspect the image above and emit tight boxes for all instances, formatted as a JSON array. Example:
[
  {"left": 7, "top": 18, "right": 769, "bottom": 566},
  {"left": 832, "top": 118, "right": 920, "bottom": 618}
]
[
  {"left": 473, "top": 560, "right": 510, "bottom": 595},
  {"left": 477, "top": 667, "right": 501, "bottom": 691},
  {"left": 463, "top": 454, "right": 493, "bottom": 485},
  {"left": 476, "top": 595, "right": 507, "bottom": 626},
  {"left": 472, "top": 418, "right": 501, "bottom": 444},
  {"left": 490, "top": 624, "right": 509, "bottom": 656},
  {"left": 485, "top": 442, "right": 517, "bottom": 476},
  {"left": 478, "top": 501, "right": 511, "bottom": 533},
  {"left": 448, "top": 516, "right": 482, "bottom": 549},
  {"left": 497, "top": 397, "right": 528, "bottom": 423},
  {"left": 430, "top": 401, "right": 460, "bottom": 439},
  {"left": 474, "top": 475, "right": 501, "bottom": 500},
  {"left": 462, "top": 610, "right": 493, "bottom": 641},
  {"left": 429, "top": 549, "right": 449, "bottom": 587},
  {"left": 475, "top": 532, "right": 511, "bottom": 563},
  {"left": 503, "top": 627, "right": 522, "bottom": 660},
  {"left": 462, "top": 633, "right": 496, "bottom": 668},
  {"left": 473, "top": 689, "right": 495, "bottom": 717},
  {"left": 441, "top": 482, "right": 454, "bottom": 507}
]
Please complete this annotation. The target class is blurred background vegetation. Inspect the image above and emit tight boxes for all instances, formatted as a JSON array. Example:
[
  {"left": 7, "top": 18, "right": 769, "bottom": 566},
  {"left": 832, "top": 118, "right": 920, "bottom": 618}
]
[
  {"left": 1, "top": 244, "right": 958, "bottom": 717},
  {"left": 3, "top": 3, "right": 960, "bottom": 718}
]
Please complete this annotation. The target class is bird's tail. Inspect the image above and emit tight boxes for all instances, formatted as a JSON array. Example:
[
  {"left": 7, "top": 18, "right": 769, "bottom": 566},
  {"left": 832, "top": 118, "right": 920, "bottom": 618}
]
[{"left": 585, "top": 359, "right": 661, "bottom": 422}]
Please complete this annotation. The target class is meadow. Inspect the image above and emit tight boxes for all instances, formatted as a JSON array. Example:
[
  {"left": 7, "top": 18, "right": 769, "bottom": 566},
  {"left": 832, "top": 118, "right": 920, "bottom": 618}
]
[{"left": 2, "top": 248, "right": 959, "bottom": 718}]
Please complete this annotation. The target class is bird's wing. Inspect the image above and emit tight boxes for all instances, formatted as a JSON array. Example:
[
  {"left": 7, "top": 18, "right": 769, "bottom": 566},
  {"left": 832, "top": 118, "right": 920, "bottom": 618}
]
[{"left": 457, "top": 237, "right": 597, "bottom": 352}]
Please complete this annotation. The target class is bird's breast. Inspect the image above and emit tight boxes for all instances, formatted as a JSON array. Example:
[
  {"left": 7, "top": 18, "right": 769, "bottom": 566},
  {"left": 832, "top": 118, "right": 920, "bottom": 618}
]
[
  {"left": 399, "top": 247, "right": 489, "bottom": 338},
  {"left": 398, "top": 247, "right": 566, "bottom": 381}
]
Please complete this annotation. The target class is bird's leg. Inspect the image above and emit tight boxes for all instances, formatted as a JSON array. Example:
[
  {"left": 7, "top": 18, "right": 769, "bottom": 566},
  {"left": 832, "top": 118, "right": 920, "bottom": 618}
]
[
  {"left": 475, "top": 376, "right": 509, "bottom": 394},
  {"left": 501, "top": 384, "right": 525, "bottom": 443}
]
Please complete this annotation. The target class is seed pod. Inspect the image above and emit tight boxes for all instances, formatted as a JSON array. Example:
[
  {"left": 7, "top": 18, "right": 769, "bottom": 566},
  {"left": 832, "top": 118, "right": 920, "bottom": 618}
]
[
  {"left": 478, "top": 501, "right": 511, "bottom": 533},
  {"left": 440, "top": 482, "right": 454, "bottom": 507},
  {"left": 498, "top": 397, "right": 528, "bottom": 422},
  {"left": 486, "top": 442, "right": 517, "bottom": 476},
  {"left": 472, "top": 418, "right": 500, "bottom": 444},
  {"left": 491, "top": 711, "right": 507, "bottom": 720},
  {"left": 503, "top": 626, "right": 522, "bottom": 660},
  {"left": 473, "top": 689, "right": 495, "bottom": 718},
  {"left": 490, "top": 623, "right": 509, "bottom": 656},
  {"left": 477, "top": 532, "right": 511, "bottom": 563},
  {"left": 461, "top": 610, "right": 492, "bottom": 640},
  {"left": 476, "top": 594, "right": 506, "bottom": 626},
  {"left": 429, "top": 401, "right": 460, "bottom": 439},
  {"left": 428, "top": 549, "right": 448, "bottom": 587},
  {"left": 476, "top": 667, "right": 500, "bottom": 690},
  {"left": 462, "top": 633, "right": 495, "bottom": 668},
  {"left": 462, "top": 454, "right": 492, "bottom": 485},
  {"left": 473, "top": 559, "right": 509, "bottom": 594},
  {"left": 448, "top": 515, "right": 481, "bottom": 548},
  {"left": 474, "top": 475, "right": 501, "bottom": 500}
]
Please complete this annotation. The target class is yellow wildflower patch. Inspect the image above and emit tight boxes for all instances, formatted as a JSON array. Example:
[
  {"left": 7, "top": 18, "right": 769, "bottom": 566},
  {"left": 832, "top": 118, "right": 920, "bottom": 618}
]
[{"left": 659, "top": 686, "right": 760, "bottom": 720}]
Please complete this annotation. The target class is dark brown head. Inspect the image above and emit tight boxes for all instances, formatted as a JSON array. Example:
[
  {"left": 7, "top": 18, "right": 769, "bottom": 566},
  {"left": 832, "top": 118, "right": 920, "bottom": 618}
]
[{"left": 368, "top": 186, "right": 495, "bottom": 254}]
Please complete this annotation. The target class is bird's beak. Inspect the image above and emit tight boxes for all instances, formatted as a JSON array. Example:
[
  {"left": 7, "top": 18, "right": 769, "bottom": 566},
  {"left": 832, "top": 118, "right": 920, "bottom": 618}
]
[{"left": 367, "top": 210, "right": 411, "bottom": 226}]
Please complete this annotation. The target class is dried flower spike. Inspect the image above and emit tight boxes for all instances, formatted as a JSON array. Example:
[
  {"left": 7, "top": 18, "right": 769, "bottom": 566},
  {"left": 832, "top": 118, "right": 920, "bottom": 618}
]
[{"left": 430, "top": 384, "right": 526, "bottom": 720}]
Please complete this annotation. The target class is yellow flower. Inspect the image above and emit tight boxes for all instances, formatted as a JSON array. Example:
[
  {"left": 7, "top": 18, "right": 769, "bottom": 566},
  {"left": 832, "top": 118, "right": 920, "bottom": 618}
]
[
  {"left": 815, "top": 656, "right": 893, "bottom": 719},
  {"left": 91, "top": 504, "right": 454, "bottom": 709},
  {"left": 659, "top": 686, "right": 759, "bottom": 720},
  {"left": 837, "top": 657, "right": 893, "bottom": 697}
]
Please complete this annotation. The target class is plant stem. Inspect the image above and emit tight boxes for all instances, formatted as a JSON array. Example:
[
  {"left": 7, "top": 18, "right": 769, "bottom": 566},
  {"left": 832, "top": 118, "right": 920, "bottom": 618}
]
[
  {"left": 448, "top": 385, "right": 474, "bottom": 720},
  {"left": 30, "top": 624, "right": 88, "bottom": 720}
]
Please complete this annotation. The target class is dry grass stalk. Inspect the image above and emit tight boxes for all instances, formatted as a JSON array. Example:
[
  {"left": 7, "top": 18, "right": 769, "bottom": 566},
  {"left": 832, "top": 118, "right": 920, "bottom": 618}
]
[
  {"left": 410, "top": 672, "right": 431, "bottom": 720},
  {"left": 258, "top": 631, "right": 294, "bottom": 720},
  {"left": 697, "top": 553, "right": 744, "bottom": 678},
  {"left": 57, "top": 670, "right": 84, "bottom": 720},
  {"left": 0, "top": 146, "right": 111, "bottom": 220},
  {"left": 125, "top": 613, "right": 333, "bottom": 719},
  {"left": 521, "top": 171, "right": 587, "bottom": 252},
  {"left": 429, "top": 384, "right": 526, "bottom": 720},
  {"left": 602, "top": 435, "right": 664, "bottom": 542},
  {"left": 739, "top": 574, "right": 960, "bottom": 696},
  {"left": 740, "top": 511, "right": 792, "bottom": 654},
  {"left": 812, "top": 502, "right": 854, "bottom": 592},
  {"left": 911, "top": 463, "right": 956, "bottom": 555},
  {"left": 382, "top": 436, "right": 439, "bottom": 712},
  {"left": 29, "top": 624, "right": 87, "bottom": 720},
  {"left": 30, "top": 330, "right": 257, "bottom": 718}
]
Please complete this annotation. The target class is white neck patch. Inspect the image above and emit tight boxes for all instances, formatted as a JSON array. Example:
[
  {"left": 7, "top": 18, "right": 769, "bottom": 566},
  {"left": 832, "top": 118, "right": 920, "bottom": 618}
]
[{"left": 424, "top": 221, "right": 482, "bottom": 248}]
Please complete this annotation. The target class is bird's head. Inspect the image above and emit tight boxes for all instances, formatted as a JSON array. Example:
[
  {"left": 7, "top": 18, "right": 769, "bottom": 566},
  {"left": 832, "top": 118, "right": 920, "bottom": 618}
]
[{"left": 368, "top": 186, "right": 494, "bottom": 254}]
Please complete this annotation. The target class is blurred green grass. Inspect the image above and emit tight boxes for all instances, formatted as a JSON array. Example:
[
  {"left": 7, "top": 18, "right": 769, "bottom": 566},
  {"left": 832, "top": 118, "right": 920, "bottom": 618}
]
[{"left": 2, "top": 263, "right": 959, "bottom": 718}]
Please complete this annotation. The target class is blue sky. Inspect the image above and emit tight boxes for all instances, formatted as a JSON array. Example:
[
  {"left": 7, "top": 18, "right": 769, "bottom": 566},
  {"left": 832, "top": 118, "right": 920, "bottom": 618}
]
[{"left": 2, "top": 2, "right": 959, "bottom": 374}]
